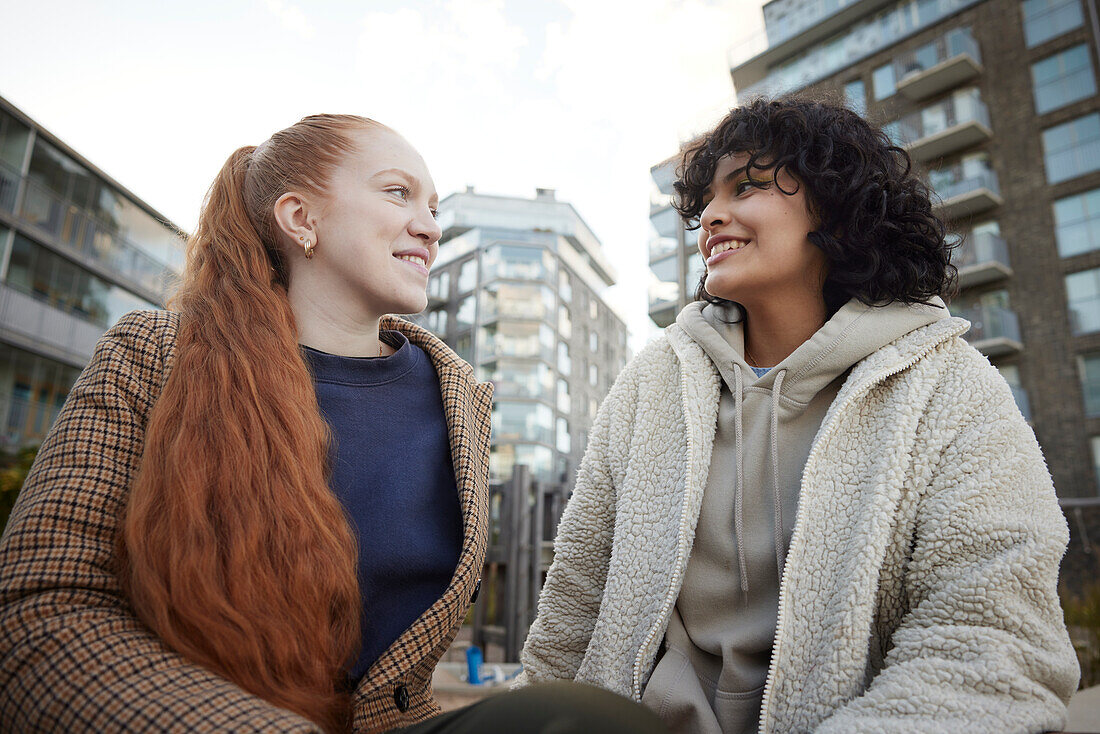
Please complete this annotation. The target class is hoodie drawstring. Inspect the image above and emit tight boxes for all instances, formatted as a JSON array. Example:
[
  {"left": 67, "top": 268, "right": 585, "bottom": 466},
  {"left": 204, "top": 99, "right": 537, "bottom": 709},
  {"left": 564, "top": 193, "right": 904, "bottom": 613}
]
[
  {"left": 732, "top": 366, "right": 788, "bottom": 597},
  {"left": 771, "top": 369, "right": 787, "bottom": 580},
  {"left": 733, "top": 366, "right": 748, "bottom": 596}
]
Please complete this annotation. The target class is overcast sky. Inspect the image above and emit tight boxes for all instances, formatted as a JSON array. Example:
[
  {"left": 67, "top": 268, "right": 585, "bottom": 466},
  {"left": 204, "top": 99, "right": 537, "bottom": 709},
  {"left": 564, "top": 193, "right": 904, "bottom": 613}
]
[{"left": 0, "top": 0, "right": 768, "bottom": 350}]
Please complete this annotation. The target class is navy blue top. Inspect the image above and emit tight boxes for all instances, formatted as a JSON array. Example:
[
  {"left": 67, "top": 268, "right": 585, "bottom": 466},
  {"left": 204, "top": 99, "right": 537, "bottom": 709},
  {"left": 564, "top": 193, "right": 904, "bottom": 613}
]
[{"left": 302, "top": 332, "right": 463, "bottom": 682}]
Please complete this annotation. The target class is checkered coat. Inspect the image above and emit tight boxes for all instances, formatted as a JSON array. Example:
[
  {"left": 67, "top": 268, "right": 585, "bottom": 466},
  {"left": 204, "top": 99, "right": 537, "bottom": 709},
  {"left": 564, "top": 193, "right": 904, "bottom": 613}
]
[{"left": 0, "top": 310, "right": 493, "bottom": 733}]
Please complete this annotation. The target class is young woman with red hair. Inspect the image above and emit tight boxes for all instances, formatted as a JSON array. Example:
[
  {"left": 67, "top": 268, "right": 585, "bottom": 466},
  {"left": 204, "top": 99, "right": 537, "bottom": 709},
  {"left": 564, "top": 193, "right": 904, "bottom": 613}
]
[{"left": 0, "top": 116, "right": 665, "bottom": 734}]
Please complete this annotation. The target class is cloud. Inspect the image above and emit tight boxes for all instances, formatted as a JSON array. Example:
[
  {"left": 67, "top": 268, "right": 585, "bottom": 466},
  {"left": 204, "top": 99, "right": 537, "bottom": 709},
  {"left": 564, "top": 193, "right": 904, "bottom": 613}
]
[{"left": 264, "top": 0, "right": 316, "bottom": 38}]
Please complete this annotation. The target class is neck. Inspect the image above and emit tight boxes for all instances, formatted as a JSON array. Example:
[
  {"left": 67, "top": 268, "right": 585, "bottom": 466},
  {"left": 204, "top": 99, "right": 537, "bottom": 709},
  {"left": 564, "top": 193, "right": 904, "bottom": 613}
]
[
  {"left": 740, "top": 295, "right": 828, "bottom": 368},
  {"left": 287, "top": 281, "right": 390, "bottom": 358}
]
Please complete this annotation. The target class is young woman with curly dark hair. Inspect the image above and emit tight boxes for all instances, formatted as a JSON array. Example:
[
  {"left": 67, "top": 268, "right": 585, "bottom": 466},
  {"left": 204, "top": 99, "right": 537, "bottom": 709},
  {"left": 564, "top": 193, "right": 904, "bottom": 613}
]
[{"left": 518, "top": 98, "right": 1079, "bottom": 733}]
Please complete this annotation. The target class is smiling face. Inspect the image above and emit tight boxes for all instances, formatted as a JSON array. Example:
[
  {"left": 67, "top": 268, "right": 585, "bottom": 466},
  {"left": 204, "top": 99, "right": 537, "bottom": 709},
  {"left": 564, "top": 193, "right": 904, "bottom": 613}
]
[
  {"left": 284, "top": 126, "right": 442, "bottom": 320},
  {"left": 698, "top": 152, "right": 827, "bottom": 311}
]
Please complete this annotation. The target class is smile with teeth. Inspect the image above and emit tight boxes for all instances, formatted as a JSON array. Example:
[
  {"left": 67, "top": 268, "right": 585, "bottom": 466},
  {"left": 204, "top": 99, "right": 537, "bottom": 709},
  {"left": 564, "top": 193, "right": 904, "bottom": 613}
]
[
  {"left": 396, "top": 254, "right": 427, "bottom": 267},
  {"left": 710, "top": 239, "right": 749, "bottom": 256}
]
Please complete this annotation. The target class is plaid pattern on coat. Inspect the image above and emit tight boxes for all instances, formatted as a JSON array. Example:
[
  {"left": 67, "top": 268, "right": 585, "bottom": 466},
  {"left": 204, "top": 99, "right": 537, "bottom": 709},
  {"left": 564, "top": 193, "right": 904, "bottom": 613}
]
[{"left": 0, "top": 310, "right": 493, "bottom": 733}]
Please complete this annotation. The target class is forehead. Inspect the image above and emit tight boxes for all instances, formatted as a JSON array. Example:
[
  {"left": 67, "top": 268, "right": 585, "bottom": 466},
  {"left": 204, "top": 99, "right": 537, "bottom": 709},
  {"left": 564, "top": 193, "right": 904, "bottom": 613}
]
[{"left": 341, "top": 128, "right": 434, "bottom": 187}]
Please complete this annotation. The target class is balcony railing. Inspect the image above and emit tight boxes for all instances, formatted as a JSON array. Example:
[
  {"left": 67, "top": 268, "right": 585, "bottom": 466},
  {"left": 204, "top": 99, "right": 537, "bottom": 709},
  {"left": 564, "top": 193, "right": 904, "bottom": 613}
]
[
  {"left": 931, "top": 166, "right": 1003, "bottom": 220},
  {"left": 897, "top": 91, "right": 992, "bottom": 163},
  {"left": 957, "top": 305, "right": 1022, "bottom": 357},
  {"left": 4, "top": 161, "right": 178, "bottom": 302},
  {"left": 895, "top": 28, "right": 982, "bottom": 101},
  {"left": 953, "top": 231, "right": 1012, "bottom": 287}
]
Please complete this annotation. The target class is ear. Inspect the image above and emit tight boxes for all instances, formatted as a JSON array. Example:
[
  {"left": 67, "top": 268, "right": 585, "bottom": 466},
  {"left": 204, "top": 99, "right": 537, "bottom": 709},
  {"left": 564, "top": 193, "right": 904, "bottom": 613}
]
[{"left": 272, "top": 191, "right": 316, "bottom": 255}]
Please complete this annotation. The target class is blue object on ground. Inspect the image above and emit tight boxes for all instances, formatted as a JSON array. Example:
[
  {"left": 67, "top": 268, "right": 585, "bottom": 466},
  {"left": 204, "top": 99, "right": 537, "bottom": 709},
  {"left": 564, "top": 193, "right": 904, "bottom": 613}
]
[{"left": 466, "top": 646, "right": 484, "bottom": 685}]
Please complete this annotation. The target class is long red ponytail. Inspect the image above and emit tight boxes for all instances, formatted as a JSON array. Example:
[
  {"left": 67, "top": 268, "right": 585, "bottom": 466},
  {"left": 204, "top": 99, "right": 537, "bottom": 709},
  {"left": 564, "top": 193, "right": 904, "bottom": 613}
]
[{"left": 120, "top": 115, "right": 382, "bottom": 732}]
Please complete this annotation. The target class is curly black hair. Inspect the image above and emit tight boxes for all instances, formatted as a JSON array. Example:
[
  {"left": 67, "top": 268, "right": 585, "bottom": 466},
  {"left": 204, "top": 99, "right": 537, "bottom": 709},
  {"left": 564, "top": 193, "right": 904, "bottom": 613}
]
[{"left": 675, "top": 97, "right": 956, "bottom": 314}]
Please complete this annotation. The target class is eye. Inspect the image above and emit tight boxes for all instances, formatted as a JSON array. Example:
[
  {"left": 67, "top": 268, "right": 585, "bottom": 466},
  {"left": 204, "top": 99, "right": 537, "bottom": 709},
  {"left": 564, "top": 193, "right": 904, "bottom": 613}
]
[
  {"left": 735, "top": 178, "right": 765, "bottom": 195},
  {"left": 387, "top": 185, "right": 411, "bottom": 201},
  {"left": 429, "top": 208, "right": 439, "bottom": 219}
]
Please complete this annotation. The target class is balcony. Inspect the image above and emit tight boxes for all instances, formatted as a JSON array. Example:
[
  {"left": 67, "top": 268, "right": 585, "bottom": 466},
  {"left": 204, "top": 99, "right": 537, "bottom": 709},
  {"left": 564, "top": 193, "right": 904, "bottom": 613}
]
[
  {"left": 897, "top": 91, "right": 992, "bottom": 164},
  {"left": 953, "top": 231, "right": 1012, "bottom": 288},
  {"left": 957, "top": 305, "right": 1022, "bottom": 357},
  {"left": 931, "top": 165, "right": 1003, "bottom": 220},
  {"left": 648, "top": 281, "right": 679, "bottom": 328},
  {"left": 895, "top": 28, "right": 983, "bottom": 101},
  {"left": 12, "top": 173, "right": 178, "bottom": 302},
  {"left": 0, "top": 160, "right": 18, "bottom": 214}
]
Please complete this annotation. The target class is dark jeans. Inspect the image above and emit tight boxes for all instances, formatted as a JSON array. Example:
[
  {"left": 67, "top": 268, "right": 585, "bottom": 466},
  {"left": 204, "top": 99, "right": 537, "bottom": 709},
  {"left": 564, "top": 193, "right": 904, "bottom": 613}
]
[{"left": 387, "top": 681, "right": 668, "bottom": 734}]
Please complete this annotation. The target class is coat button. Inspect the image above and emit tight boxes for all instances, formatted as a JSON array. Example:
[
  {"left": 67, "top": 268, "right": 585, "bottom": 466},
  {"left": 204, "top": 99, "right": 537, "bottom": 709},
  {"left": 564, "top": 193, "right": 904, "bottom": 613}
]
[
  {"left": 394, "top": 684, "right": 410, "bottom": 712},
  {"left": 471, "top": 578, "right": 482, "bottom": 603}
]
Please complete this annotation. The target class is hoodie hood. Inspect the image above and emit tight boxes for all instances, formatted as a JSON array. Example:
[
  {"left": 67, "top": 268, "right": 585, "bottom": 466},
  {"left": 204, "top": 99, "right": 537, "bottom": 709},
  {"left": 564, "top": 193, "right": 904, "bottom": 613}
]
[{"left": 677, "top": 297, "right": 950, "bottom": 404}]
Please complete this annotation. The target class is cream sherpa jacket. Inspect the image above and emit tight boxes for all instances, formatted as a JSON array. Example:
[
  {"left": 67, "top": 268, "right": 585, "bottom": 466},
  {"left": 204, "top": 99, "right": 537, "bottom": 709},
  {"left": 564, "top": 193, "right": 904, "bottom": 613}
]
[{"left": 517, "top": 315, "right": 1080, "bottom": 733}]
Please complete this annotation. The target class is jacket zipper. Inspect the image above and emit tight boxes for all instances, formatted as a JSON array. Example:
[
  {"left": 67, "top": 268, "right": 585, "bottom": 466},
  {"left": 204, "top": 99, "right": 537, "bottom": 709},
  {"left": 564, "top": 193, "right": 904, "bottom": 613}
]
[
  {"left": 756, "top": 323, "right": 966, "bottom": 734},
  {"left": 631, "top": 340, "right": 700, "bottom": 699}
]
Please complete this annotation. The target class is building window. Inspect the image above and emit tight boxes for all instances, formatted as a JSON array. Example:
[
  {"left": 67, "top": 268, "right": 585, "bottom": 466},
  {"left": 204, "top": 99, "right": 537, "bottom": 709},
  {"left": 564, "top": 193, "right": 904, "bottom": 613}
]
[
  {"left": 456, "top": 294, "right": 476, "bottom": 330},
  {"left": 1021, "top": 0, "right": 1084, "bottom": 47},
  {"left": 1043, "top": 113, "right": 1100, "bottom": 183},
  {"left": 589, "top": 299, "right": 599, "bottom": 321},
  {"left": 490, "top": 443, "right": 554, "bottom": 483},
  {"left": 426, "top": 308, "right": 447, "bottom": 335},
  {"left": 492, "top": 401, "right": 553, "bottom": 445},
  {"left": 844, "top": 79, "right": 867, "bottom": 116},
  {"left": 589, "top": 363, "right": 598, "bottom": 388},
  {"left": 1067, "top": 267, "right": 1100, "bottom": 334},
  {"left": 589, "top": 397, "right": 599, "bottom": 419},
  {"left": 0, "top": 345, "right": 82, "bottom": 450},
  {"left": 997, "top": 364, "right": 1031, "bottom": 421},
  {"left": 1091, "top": 436, "right": 1100, "bottom": 486},
  {"left": 1080, "top": 352, "right": 1100, "bottom": 416},
  {"left": 559, "top": 305, "right": 572, "bottom": 339},
  {"left": 589, "top": 329, "right": 598, "bottom": 353},
  {"left": 558, "top": 341, "right": 571, "bottom": 376},
  {"left": 559, "top": 270, "right": 572, "bottom": 303},
  {"left": 1054, "top": 187, "right": 1100, "bottom": 257},
  {"left": 429, "top": 271, "right": 450, "bottom": 301},
  {"left": 487, "top": 360, "right": 553, "bottom": 401},
  {"left": 482, "top": 243, "right": 554, "bottom": 283},
  {"left": 457, "top": 257, "right": 478, "bottom": 293},
  {"left": 556, "top": 417, "right": 571, "bottom": 454},
  {"left": 557, "top": 378, "right": 570, "bottom": 414},
  {"left": 1032, "top": 44, "right": 1096, "bottom": 114},
  {"left": 872, "top": 63, "right": 896, "bottom": 100}
]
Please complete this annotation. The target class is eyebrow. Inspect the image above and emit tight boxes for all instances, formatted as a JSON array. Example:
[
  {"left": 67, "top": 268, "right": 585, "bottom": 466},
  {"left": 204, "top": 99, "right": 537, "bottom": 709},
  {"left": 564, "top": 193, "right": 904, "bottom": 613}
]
[{"left": 370, "top": 167, "right": 439, "bottom": 203}]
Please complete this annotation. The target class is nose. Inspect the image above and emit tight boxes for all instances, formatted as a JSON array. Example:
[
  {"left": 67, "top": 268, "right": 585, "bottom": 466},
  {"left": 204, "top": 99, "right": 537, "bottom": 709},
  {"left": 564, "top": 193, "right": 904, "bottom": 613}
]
[
  {"left": 699, "top": 197, "right": 727, "bottom": 233},
  {"left": 411, "top": 206, "right": 443, "bottom": 244}
]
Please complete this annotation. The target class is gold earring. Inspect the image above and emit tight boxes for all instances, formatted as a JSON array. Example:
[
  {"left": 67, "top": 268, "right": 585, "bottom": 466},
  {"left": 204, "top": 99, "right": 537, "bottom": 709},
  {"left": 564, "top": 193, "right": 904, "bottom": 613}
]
[{"left": 303, "top": 239, "right": 315, "bottom": 259}]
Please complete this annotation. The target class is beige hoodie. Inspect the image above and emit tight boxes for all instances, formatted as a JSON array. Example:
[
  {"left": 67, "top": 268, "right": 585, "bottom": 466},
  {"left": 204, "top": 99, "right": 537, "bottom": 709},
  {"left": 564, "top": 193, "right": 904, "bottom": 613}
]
[{"left": 641, "top": 298, "right": 948, "bottom": 734}]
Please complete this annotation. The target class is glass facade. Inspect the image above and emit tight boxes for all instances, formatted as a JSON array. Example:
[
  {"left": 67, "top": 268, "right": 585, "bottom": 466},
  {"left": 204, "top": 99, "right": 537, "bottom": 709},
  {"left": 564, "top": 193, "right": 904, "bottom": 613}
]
[
  {"left": 6, "top": 234, "right": 156, "bottom": 328},
  {"left": 480, "top": 282, "right": 555, "bottom": 323},
  {"left": 0, "top": 346, "right": 82, "bottom": 451},
  {"left": 490, "top": 443, "right": 554, "bottom": 483},
  {"left": 1043, "top": 113, "right": 1100, "bottom": 183},
  {"left": 493, "top": 401, "right": 554, "bottom": 445},
  {"left": 1032, "top": 44, "right": 1096, "bottom": 114},
  {"left": 1067, "top": 268, "right": 1100, "bottom": 334},
  {"left": 480, "top": 321, "right": 555, "bottom": 362},
  {"left": 1021, "top": 0, "right": 1084, "bottom": 47},
  {"left": 739, "top": 0, "right": 983, "bottom": 99},
  {"left": 482, "top": 243, "right": 555, "bottom": 283},
  {"left": 487, "top": 360, "right": 554, "bottom": 401},
  {"left": 1055, "top": 188, "right": 1100, "bottom": 257}
]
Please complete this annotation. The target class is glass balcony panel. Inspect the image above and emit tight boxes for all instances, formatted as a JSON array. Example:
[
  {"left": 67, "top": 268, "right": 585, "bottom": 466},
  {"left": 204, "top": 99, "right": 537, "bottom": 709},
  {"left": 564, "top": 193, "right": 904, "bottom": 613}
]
[
  {"left": 0, "top": 160, "right": 19, "bottom": 213},
  {"left": 896, "top": 89, "right": 991, "bottom": 162},
  {"left": 930, "top": 160, "right": 1002, "bottom": 219},
  {"left": 957, "top": 305, "right": 1022, "bottom": 356},
  {"left": 953, "top": 230, "right": 1012, "bottom": 286},
  {"left": 894, "top": 27, "right": 982, "bottom": 100},
  {"left": 1010, "top": 384, "right": 1033, "bottom": 422},
  {"left": 1084, "top": 379, "right": 1100, "bottom": 417}
]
